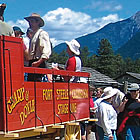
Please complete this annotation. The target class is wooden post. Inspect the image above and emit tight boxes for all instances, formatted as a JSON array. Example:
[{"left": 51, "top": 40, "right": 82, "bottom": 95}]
[{"left": 124, "top": 81, "right": 128, "bottom": 94}]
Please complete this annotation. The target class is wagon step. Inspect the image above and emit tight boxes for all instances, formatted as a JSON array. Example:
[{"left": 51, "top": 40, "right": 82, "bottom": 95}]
[
  {"left": 4, "top": 133, "right": 19, "bottom": 138},
  {"left": 33, "top": 127, "right": 47, "bottom": 132},
  {"left": 52, "top": 125, "right": 64, "bottom": 129},
  {"left": 88, "top": 118, "right": 98, "bottom": 122}
]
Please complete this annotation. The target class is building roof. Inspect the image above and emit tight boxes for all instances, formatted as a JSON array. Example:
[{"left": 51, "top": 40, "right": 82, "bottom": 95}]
[
  {"left": 126, "top": 72, "right": 140, "bottom": 80},
  {"left": 82, "top": 67, "right": 117, "bottom": 85},
  {"left": 48, "top": 63, "right": 117, "bottom": 85},
  {"left": 115, "top": 72, "right": 140, "bottom": 81}
]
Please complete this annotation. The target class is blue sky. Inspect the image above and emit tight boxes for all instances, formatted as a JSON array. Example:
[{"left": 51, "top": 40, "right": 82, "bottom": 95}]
[{"left": 1, "top": 0, "right": 140, "bottom": 47}]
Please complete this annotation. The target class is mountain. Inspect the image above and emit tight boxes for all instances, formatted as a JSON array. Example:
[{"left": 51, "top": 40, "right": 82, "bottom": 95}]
[
  {"left": 115, "top": 31, "right": 140, "bottom": 60},
  {"left": 54, "top": 11, "right": 140, "bottom": 55}
]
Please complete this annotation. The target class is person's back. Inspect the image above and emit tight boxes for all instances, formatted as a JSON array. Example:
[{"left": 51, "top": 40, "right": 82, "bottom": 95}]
[
  {"left": 0, "top": 3, "right": 14, "bottom": 36},
  {"left": 0, "top": 20, "right": 14, "bottom": 36},
  {"left": 96, "top": 88, "right": 118, "bottom": 140}
]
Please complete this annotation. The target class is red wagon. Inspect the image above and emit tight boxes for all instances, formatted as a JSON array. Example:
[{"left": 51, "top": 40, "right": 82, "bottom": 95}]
[{"left": 0, "top": 36, "right": 90, "bottom": 139}]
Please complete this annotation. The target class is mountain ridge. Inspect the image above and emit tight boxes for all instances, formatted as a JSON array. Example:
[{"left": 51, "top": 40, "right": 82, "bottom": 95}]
[
  {"left": 115, "top": 31, "right": 140, "bottom": 60},
  {"left": 54, "top": 11, "right": 140, "bottom": 57}
]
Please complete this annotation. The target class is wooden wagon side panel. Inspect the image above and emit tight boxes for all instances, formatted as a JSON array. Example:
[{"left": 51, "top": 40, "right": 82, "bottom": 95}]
[
  {"left": 54, "top": 82, "right": 69, "bottom": 124},
  {"left": 7, "top": 82, "right": 35, "bottom": 131},
  {"left": 69, "top": 83, "right": 90, "bottom": 121},
  {"left": 36, "top": 82, "right": 54, "bottom": 126},
  {"left": 0, "top": 36, "right": 25, "bottom": 132}
]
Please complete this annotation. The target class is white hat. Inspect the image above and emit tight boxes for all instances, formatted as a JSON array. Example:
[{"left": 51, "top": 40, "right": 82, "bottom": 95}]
[
  {"left": 101, "top": 88, "right": 117, "bottom": 100},
  {"left": 128, "top": 83, "right": 139, "bottom": 91},
  {"left": 65, "top": 39, "right": 80, "bottom": 55},
  {"left": 103, "top": 87, "right": 113, "bottom": 93}
]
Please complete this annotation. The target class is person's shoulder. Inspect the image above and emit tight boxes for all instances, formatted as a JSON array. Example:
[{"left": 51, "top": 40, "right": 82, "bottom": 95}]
[
  {"left": 128, "top": 102, "right": 140, "bottom": 111},
  {"left": 39, "top": 30, "right": 50, "bottom": 40},
  {"left": 95, "top": 98, "right": 103, "bottom": 104},
  {"left": 98, "top": 102, "right": 107, "bottom": 112},
  {"left": 69, "top": 56, "right": 75, "bottom": 60},
  {"left": 39, "top": 29, "right": 49, "bottom": 36},
  {"left": 75, "top": 55, "right": 81, "bottom": 60},
  {"left": 2, "top": 21, "right": 13, "bottom": 31},
  {"left": 99, "top": 100, "right": 106, "bottom": 107},
  {"left": 0, "top": 20, "right": 10, "bottom": 27}
]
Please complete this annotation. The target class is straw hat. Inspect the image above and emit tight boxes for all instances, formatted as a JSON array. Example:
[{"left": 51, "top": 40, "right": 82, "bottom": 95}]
[
  {"left": 65, "top": 39, "right": 80, "bottom": 55},
  {"left": 24, "top": 13, "right": 44, "bottom": 27}
]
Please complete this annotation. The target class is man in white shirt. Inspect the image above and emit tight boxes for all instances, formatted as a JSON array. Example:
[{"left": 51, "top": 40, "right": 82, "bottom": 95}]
[
  {"left": 24, "top": 13, "right": 52, "bottom": 81},
  {"left": 96, "top": 88, "right": 118, "bottom": 140}
]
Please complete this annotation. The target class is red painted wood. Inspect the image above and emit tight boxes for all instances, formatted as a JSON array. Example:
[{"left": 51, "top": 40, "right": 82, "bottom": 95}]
[{"left": 0, "top": 36, "right": 90, "bottom": 133}]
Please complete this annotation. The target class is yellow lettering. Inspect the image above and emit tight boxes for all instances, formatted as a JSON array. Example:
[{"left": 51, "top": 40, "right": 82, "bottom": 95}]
[
  {"left": 20, "top": 99, "right": 35, "bottom": 125},
  {"left": 7, "top": 99, "right": 12, "bottom": 114},
  {"left": 58, "top": 104, "right": 68, "bottom": 114},
  {"left": 70, "top": 89, "right": 88, "bottom": 99},
  {"left": 7, "top": 87, "right": 25, "bottom": 114},
  {"left": 56, "top": 89, "right": 69, "bottom": 100},
  {"left": 20, "top": 112, "right": 24, "bottom": 125},
  {"left": 70, "top": 103, "right": 77, "bottom": 113},
  {"left": 43, "top": 89, "right": 52, "bottom": 101}
]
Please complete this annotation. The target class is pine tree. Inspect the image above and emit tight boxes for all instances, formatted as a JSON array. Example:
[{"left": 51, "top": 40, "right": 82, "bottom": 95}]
[
  {"left": 96, "top": 38, "right": 122, "bottom": 78},
  {"left": 80, "top": 46, "right": 90, "bottom": 66}
]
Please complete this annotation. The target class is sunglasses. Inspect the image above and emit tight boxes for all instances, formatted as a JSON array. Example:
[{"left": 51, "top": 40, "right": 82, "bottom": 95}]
[{"left": 130, "top": 90, "right": 138, "bottom": 92}]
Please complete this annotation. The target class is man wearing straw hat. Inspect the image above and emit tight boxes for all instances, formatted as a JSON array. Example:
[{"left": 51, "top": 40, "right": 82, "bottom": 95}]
[{"left": 24, "top": 13, "right": 52, "bottom": 81}]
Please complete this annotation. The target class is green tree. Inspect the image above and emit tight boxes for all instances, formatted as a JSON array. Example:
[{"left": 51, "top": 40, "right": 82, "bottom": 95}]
[
  {"left": 80, "top": 46, "right": 90, "bottom": 66},
  {"left": 88, "top": 54, "right": 98, "bottom": 69},
  {"left": 123, "top": 57, "right": 134, "bottom": 72},
  {"left": 57, "top": 50, "right": 68, "bottom": 64},
  {"left": 96, "top": 38, "right": 122, "bottom": 78},
  {"left": 48, "top": 52, "right": 59, "bottom": 63},
  {"left": 134, "top": 58, "right": 140, "bottom": 73},
  {"left": 113, "top": 54, "right": 125, "bottom": 77},
  {"left": 48, "top": 50, "right": 68, "bottom": 65}
]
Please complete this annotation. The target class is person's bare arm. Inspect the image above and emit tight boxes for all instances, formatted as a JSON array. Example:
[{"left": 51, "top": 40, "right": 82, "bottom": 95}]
[
  {"left": 32, "top": 58, "right": 46, "bottom": 67},
  {"left": 118, "top": 97, "right": 128, "bottom": 112},
  {"left": 24, "top": 48, "right": 29, "bottom": 60}
]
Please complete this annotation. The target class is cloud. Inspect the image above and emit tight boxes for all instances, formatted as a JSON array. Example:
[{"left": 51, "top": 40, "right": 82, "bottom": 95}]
[
  {"left": 86, "top": 0, "right": 122, "bottom": 12},
  {"left": 42, "top": 8, "right": 121, "bottom": 46},
  {"left": 9, "top": 7, "right": 122, "bottom": 47},
  {"left": 114, "top": 5, "right": 122, "bottom": 11}
]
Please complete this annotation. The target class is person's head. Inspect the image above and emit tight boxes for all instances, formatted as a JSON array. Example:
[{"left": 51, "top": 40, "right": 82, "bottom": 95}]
[
  {"left": 26, "top": 28, "right": 33, "bottom": 39},
  {"left": 112, "top": 88, "right": 125, "bottom": 108},
  {"left": 89, "top": 85, "right": 95, "bottom": 96},
  {"left": 0, "top": 3, "right": 6, "bottom": 21},
  {"left": 65, "top": 39, "right": 80, "bottom": 56},
  {"left": 24, "top": 13, "right": 44, "bottom": 31},
  {"left": 101, "top": 87, "right": 117, "bottom": 102},
  {"left": 13, "top": 26, "right": 25, "bottom": 38},
  {"left": 96, "top": 87, "right": 103, "bottom": 98},
  {"left": 128, "top": 83, "right": 140, "bottom": 99}
]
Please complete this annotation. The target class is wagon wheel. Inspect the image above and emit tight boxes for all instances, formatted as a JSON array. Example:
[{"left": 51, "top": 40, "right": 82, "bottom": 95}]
[{"left": 64, "top": 123, "right": 81, "bottom": 140}]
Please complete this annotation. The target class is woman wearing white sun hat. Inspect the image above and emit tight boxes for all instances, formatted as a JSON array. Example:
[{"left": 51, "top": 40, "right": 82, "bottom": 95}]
[
  {"left": 65, "top": 39, "right": 82, "bottom": 82},
  {"left": 54, "top": 39, "right": 82, "bottom": 82}
]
